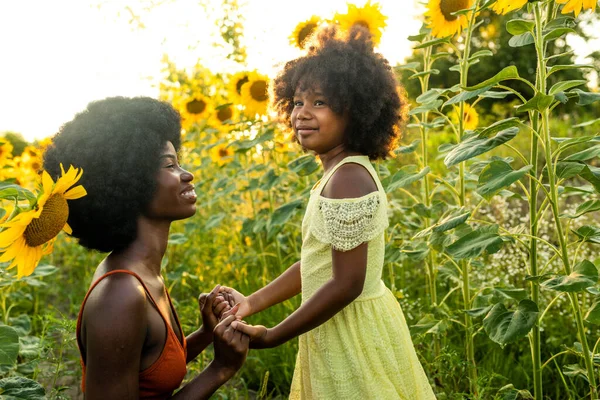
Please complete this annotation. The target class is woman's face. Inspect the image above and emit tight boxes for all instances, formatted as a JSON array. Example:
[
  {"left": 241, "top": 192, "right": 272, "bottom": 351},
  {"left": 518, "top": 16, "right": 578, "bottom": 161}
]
[
  {"left": 145, "top": 141, "right": 196, "bottom": 221},
  {"left": 291, "top": 84, "right": 348, "bottom": 155}
]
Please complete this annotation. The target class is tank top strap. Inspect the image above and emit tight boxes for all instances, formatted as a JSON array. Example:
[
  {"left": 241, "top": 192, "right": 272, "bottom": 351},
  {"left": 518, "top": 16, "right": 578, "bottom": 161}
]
[
  {"left": 316, "top": 155, "right": 382, "bottom": 194},
  {"left": 76, "top": 269, "right": 166, "bottom": 359}
]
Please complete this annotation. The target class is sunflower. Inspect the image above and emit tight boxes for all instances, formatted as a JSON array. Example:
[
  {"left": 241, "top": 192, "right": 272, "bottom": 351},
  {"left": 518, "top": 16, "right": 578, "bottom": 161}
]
[
  {"left": 555, "top": 0, "right": 597, "bottom": 16},
  {"left": 451, "top": 103, "right": 479, "bottom": 131},
  {"left": 335, "top": 1, "right": 387, "bottom": 46},
  {"left": 0, "top": 139, "right": 13, "bottom": 167},
  {"left": 228, "top": 71, "right": 251, "bottom": 102},
  {"left": 240, "top": 71, "right": 270, "bottom": 117},
  {"left": 178, "top": 94, "right": 212, "bottom": 131},
  {"left": 210, "top": 103, "right": 239, "bottom": 132},
  {"left": 290, "top": 16, "right": 321, "bottom": 49},
  {"left": 209, "top": 143, "right": 234, "bottom": 166},
  {"left": 0, "top": 164, "right": 86, "bottom": 278},
  {"left": 425, "top": 0, "right": 475, "bottom": 38},
  {"left": 491, "top": 0, "right": 527, "bottom": 15}
]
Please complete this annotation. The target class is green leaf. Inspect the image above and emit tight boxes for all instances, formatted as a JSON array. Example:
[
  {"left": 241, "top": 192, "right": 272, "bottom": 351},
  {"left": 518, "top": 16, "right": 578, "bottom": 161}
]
[
  {"left": 384, "top": 166, "right": 430, "bottom": 193},
  {"left": 508, "top": 32, "right": 535, "bottom": 47},
  {"left": 563, "top": 200, "right": 600, "bottom": 219},
  {"left": 565, "top": 145, "right": 600, "bottom": 162},
  {"left": 204, "top": 213, "right": 225, "bottom": 230},
  {"left": 548, "top": 64, "right": 596, "bottom": 77},
  {"left": 268, "top": 199, "right": 303, "bottom": 228},
  {"left": 416, "top": 89, "right": 444, "bottom": 104},
  {"left": 395, "top": 140, "right": 421, "bottom": 154},
  {"left": 0, "top": 325, "right": 19, "bottom": 365},
  {"left": 0, "top": 376, "right": 46, "bottom": 399},
  {"left": 478, "top": 91, "right": 513, "bottom": 99},
  {"left": 0, "top": 183, "right": 36, "bottom": 203},
  {"left": 548, "top": 80, "right": 587, "bottom": 96},
  {"left": 465, "top": 305, "right": 493, "bottom": 318},
  {"left": 414, "top": 36, "right": 452, "bottom": 49},
  {"left": 446, "top": 225, "right": 504, "bottom": 259},
  {"left": 400, "top": 242, "right": 430, "bottom": 261},
  {"left": 542, "top": 260, "right": 598, "bottom": 292},
  {"left": 506, "top": 19, "right": 535, "bottom": 35},
  {"left": 515, "top": 93, "right": 555, "bottom": 113},
  {"left": 465, "top": 66, "right": 520, "bottom": 91},
  {"left": 232, "top": 130, "right": 274, "bottom": 152},
  {"left": 585, "top": 300, "right": 600, "bottom": 325},
  {"left": 492, "top": 287, "right": 529, "bottom": 302},
  {"left": 580, "top": 165, "right": 600, "bottom": 192},
  {"left": 408, "top": 69, "right": 440, "bottom": 80},
  {"left": 543, "top": 27, "right": 576, "bottom": 42},
  {"left": 413, "top": 211, "right": 470, "bottom": 239},
  {"left": 444, "top": 85, "right": 492, "bottom": 106},
  {"left": 556, "top": 161, "right": 586, "bottom": 179},
  {"left": 477, "top": 161, "right": 532, "bottom": 200},
  {"left": 396, "top": 61, "right": 420, "bottom": 70},
  {"left": 287, "top": 155, "right": 319, "bottom": 176},
  {"left": 167, "top": 233, "right": 187, "bottom": 245},
  {"left": 444, "top": 127, "right": 519, "bottom": 167},
  {"left": 408, "top": 100, "right": 442, "bottom": 115},
  {"left": 573, "top": 118, "right": 600, "bottom": 128},
  {"left": 469, "top": 49, "right": 493, "bottom": 60},
  {"left": 483, "top": 299, "right": 539, "bottom": 347},
  {"left": 572, "top": 89, "right": 600, "bottom": 106},
  {"left": 573, "top": 226, "right": 600, "bottom": 244}
]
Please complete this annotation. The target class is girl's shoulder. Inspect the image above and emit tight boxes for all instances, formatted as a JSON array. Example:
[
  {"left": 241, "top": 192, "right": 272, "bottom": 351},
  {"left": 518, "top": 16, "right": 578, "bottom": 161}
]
[{"left": 321, "top": 159, "right": 378, "bottom": 200}]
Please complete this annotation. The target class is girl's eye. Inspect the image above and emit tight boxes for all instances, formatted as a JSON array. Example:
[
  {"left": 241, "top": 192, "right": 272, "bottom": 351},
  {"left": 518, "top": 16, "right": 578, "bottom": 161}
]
[
  {"left": 293, "top": 100, "right": 303, "bottom": 107},
  {"left": 314, "top": 100, "right": 325, "bottom": 106}
]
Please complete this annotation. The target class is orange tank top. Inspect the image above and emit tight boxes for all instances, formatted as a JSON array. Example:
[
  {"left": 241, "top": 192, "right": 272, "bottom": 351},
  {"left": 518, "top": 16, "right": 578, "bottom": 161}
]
[{"left": 76, "top": 270, "right": 188, "bottom": 400}]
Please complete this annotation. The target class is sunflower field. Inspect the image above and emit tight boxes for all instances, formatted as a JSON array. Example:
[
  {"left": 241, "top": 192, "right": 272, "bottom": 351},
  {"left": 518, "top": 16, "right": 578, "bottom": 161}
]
[{"left": 2, "top": 0, "right": 600, "bottom": 399}]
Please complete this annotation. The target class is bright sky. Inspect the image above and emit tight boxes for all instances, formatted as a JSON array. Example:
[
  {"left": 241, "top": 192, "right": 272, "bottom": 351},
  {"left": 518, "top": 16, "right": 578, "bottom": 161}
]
[{"left": 0, "top": 1, "right": 597, "bottom": 141}]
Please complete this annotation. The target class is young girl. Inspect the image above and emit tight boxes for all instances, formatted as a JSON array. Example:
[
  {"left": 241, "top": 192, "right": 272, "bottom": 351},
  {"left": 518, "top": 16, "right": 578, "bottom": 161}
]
[{"left": 223, "top": 26, "right": 436, "bottom": 399}]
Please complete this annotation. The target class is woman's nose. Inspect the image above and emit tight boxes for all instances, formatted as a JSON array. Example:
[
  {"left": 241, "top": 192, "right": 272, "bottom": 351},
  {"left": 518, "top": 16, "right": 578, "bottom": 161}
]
[{"left": 181, "top": 169, "right": 194, "bottom": 182}]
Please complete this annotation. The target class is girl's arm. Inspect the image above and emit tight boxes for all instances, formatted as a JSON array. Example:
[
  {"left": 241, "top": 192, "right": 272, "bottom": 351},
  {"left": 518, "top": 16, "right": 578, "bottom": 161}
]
[
  {"left": 233, "top": 244, "right": 367, "bottom": 348},
  {"left": 232, "top": 163, "right": 376, "bottom": 347},
  {"left": 221, "top": 260, "right": 301, "bottom": 318}
]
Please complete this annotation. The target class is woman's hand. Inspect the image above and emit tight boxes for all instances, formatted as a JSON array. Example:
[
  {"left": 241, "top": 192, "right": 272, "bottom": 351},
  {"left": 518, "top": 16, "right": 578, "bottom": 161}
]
[
  {"left": 198, "top": 285, "right": 231, "bottom": 334},
  {"left": 230, "top": 320, "right": 272, "bottom": 349},
  {"left": 212, "top": 314, "right": 249, "bottom": 377},
  {"left": 219, "top": 286, "right": 252, "bottom": 318}
]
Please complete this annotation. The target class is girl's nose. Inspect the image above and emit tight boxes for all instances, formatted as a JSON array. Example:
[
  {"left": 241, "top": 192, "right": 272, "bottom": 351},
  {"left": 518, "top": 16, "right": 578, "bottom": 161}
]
[{"left": 297, "top": 106, "right": 312, "bottom": 120}]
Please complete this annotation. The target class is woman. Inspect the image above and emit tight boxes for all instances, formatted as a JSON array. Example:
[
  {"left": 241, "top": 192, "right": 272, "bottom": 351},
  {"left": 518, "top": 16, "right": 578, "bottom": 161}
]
[{"left": 42, "top": 96, "right": 248, "bottom": 399}]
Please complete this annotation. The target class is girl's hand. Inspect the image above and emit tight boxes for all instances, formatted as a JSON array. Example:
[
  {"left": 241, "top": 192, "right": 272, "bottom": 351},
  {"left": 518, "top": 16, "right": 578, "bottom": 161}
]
[
  {"left": 219, "top": 286, "right": 252, "bottom": 318},
  {"left": 231, "top": 320, "right": 271, "bottom": 349}
]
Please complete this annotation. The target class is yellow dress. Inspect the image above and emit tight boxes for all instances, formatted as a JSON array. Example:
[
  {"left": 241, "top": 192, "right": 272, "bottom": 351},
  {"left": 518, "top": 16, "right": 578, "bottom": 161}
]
[{"left": 289, "top": 156, "right": 436, "bottom": 400}]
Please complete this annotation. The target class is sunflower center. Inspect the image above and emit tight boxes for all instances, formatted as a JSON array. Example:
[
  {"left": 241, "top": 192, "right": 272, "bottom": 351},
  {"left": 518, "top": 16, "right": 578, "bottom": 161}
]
[
  {"left": 298, "top": 23, "right": 317, "bottom": 48},
  {"left": 236, "top": 76, "right": 249, "bottom": 94},
  {"left": 24, "top": 194, "right": 69, "bottom": 247},
  {"left": 218, "top": 148, "right": 230, "bottom": 158},
  {"left": 250, "top": 80, "right": 269, "bottom": 102},
  {"left": 217, "top": 106, "right": 233, "bottom": 122},
  {"left": 186, "top": 99, "right": 207, "bottom": 115},
  {"left": 354, "top": 20, "right": 370, "bottom": 30},
  {"left": 440, "top": 0, "right": 469, "bottom": 21}
]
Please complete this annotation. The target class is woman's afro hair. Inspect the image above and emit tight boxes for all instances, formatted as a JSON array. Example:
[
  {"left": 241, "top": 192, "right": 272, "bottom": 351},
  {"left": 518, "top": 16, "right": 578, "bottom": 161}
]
[
  {"left": 272, "top": 25, "right": 407, "bottom": 159},
  {"left": 43, "top": 97, "right": 181, "bottom": 253}
]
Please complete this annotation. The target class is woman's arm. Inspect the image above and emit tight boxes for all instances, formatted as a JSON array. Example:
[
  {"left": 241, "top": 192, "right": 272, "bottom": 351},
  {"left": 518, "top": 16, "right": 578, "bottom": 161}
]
[{"left": 221, "top": 260, "right": 301, "bottom": 319}]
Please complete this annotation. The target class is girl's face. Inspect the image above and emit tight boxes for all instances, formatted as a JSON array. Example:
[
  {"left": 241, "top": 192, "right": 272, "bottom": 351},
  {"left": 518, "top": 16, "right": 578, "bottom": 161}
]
[
  {"left": 145, "top": 141, "right": 197, "bottom": 220},
  {"left": 291, "top": 85, "right": 348, "bottom": 155}
]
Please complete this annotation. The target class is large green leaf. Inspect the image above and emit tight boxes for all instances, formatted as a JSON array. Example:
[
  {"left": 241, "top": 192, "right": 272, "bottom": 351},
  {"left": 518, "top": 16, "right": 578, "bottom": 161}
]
[
  {"left": 543, "top": 27, "right": 576, "bottom": 41},
  {"left": 562, "top": 200, "right": 600, "bottom": 219},
  {"left": 287, "top": 155, "right": 319, "bottom": 176},
  {"left": 573, "top": 226, "right": 600, "bottom": 244},
  {"left": 483, "top": 300, "right": 539, "bottom": 347},
  {"left": 0, "top": 325, "right": 19, "bottom": 365},
  {"left": 444, "top": 127, "right": 519, "bottom": 167},
  {"left": 556, "top": 161, "right": 586, "bottom": 179},
  {"left": 564, "top": 145, "right": 600, "bottom": 162},
  {"left": 541, "top": 260, "right": 598, "bottom": 292},
  {"left": 580, "top": 165, "right": 600, "bottom": 192},
  {"left": 547, "top": 64, "right": 595, "bottom": 77},
  {"left": 268, "top": 199, "right": 303, "bottom": 228},
  {"left": 548, "top": 80, "right": 587, "bottom": 96},
  {"left": 515, "top": 93, "right": 555, "bottom": 113},
  {"left": 444, "top": 85, "right": 492, "bottom": 106},
  {"left": 413, "top": 211, "right": 470, "bottom": 239},
  {"left": 573, "top": 89, "right": 600, "bottom": 106},
  {"left": 508, "top": 33, "right": 535, "bottom": 47},
  {"left": 396, "top": 140, "right": 421, "bottom": 154},
  {"left": 585, "top": 301, "right": 600, "bottom": 325},
  {"left": 477, "top": 161, "right": 532, "bottom": 200},
  {"left": 446, "top": 225, "right": 504, "bottom": 259},
  {"left": 408, "top": 100, "right": 442, "bottom": 115},
  {"left": 465, "top": 66, "right": 520, "bottom": 91},
  {"left": 416, "top": 89, "right": 444, "bottom": 104},
  {"left": 0, "top": 377, "right": 45, "bottom": 399},
  {"left": 0, "top": 183, "right": 36, "bottom": 203},
  {"left": 384, "top": 166, "right": 430, "bottom": 193},
  {"left": 506, "top": 19, "right": 535, "bottom": 35}
]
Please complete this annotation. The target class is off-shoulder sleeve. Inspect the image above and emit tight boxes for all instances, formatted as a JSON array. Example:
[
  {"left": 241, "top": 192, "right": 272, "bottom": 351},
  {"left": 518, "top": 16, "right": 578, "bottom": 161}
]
[{"left": 310, "top": 191, "right": 389, "bottom": 252}]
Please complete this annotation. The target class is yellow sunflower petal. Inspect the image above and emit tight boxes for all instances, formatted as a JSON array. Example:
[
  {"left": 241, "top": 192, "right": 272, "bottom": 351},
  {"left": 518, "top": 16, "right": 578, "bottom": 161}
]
[
  {"left": 64, "top": 185, "right": 87, "bottom": 200},
  {"left": 63, "top": 222, "right": 72, "bottom": 235},
  {"left": 18, "top": 244, "right": 43, "bottom": 278},
  {"left": 42, "top": 170, "right": 55, "bottom": 194},
  {"left": 0, "top": 235, "right": 26, "bottom": 262},
  {"left": 425, "top": 0, "right": 475, "bottom": 37}
]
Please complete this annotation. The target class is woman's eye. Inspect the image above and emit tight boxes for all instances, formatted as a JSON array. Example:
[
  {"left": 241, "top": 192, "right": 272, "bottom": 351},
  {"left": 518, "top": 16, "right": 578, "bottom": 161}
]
[{"left": 165, "top": 164, "right": 175, "bottom": 169}]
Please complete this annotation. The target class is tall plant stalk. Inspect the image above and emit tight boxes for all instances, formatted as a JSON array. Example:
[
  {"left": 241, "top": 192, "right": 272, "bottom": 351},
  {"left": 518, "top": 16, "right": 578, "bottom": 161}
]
[{"left": 532, "top": 3, "right": 597, "bottom": 397}]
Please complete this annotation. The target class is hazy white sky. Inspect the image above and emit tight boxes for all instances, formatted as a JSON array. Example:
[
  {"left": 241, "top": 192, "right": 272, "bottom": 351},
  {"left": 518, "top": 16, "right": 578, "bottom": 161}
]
[{"left": 0, "top": 0, "right": 597, "bottom": 141}]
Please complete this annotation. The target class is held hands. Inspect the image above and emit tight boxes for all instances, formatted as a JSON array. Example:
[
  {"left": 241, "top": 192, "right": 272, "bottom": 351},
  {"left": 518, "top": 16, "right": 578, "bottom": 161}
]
[
  {"left": 198, "top": 285, "right": 232, "bottom": 334},
  {"left": 212, "top": 312, "right": 249, "bottom": 377},
  {"left": 230, "top": 320, "right": 272, "bottom": 349},
  {"left": 218, "top": 286, "right": 252, "bottom": 318}
]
